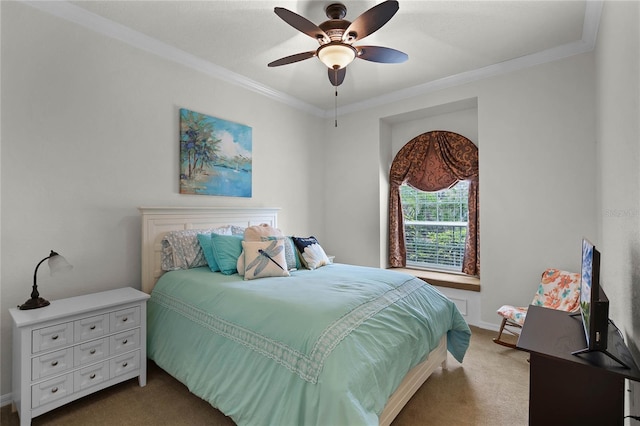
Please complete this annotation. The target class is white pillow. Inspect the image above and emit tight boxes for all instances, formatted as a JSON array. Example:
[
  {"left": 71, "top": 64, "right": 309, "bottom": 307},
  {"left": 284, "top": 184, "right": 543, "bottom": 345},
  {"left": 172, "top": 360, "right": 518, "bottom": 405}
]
[
  {"left": 242, "top": 240, "right": 290, "bottom": 280},
  {"left": 291, "top": 236, "right": 330, "bottom": 270}
]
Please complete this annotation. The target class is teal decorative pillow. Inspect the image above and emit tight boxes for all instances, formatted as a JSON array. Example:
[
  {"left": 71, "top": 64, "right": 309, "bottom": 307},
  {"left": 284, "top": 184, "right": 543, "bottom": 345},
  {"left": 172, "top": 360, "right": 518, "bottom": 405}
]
[
  {"left": 210, "top": 233, "right": 243, "bottom": 275},
  {"left": 196, "top": 233, "right": 219, "bottom": 272},
  {"left": 242, "top": 240, "right": 290, "bottom": 280}
]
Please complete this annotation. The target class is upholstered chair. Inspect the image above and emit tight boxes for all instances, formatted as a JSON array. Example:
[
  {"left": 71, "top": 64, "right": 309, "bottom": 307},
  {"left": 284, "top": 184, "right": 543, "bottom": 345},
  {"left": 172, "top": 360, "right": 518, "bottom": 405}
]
[{"left": 493, "top": 268, "right": 581, "bottom": 348}]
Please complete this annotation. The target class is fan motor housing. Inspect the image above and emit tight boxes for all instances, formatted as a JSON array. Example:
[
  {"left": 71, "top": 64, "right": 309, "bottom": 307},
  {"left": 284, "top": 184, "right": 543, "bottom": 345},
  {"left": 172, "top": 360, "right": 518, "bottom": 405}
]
[
  {"left": 319, "top": 20, "right": 350, "bottom": 41},
  {"left": 319, "top": 3, "right": 351, "bottom": 41}
]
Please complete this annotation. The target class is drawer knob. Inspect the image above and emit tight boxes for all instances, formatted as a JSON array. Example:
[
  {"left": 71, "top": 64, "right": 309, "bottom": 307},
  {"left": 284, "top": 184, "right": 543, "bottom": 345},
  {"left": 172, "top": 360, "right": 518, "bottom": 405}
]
[
  {"left": 90, "top": 349, "right": 96, "bottom": 355},
  {"left": 51, "top": 361, "right": 58, "bottom": 367},
  {"left": 51, "top": 387, "right": 58, "bottom": 394},
  {"left": 51, "top": 335, "right": 59, "bottom": 340},
  {"left": 90, "top": 373, "right": 96, "bottom": 379},
  {"left": 90, "top": 325, "right": 96, "bottom": 330},
  {"left": 122, "top": 317, "right": 128, "bottom": 322},
  {"left": 122, "top": 362, "right": 128, "bottom": 368},
  {"left": 122, "top": 339, "right": 128, "bottom": 345}
]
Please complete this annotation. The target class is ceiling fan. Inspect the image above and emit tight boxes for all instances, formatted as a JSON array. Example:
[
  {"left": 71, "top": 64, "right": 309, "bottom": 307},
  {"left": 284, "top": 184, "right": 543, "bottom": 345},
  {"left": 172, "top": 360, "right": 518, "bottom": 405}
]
[{"left": 268, "top": 1, "right": 408, "bottom": 87}]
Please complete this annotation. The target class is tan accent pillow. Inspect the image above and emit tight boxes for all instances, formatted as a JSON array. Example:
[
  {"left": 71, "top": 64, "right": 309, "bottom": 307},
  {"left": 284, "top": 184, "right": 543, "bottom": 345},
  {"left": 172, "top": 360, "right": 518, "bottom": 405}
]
[{"left": 243, "top": 224, "right": 284, "bottom": 241}]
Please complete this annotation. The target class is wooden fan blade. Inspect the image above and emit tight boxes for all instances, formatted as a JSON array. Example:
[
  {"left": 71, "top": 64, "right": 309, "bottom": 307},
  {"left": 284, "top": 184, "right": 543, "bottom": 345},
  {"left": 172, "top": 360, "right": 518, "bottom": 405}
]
[
  {"left": 268, "top": 51, "right": 316, "bottom": 67},
  {"left": 357, "top": 46, "right": 408, "bottom": 63},
  {"left": 274, "top": 7, "right": 329, "bottom": 43},
  {"left": 328, "top": 67, "right": 346, "bottom": 87},
  {"left": 343, "top": 1, "right": 399, "bottom": 42}
]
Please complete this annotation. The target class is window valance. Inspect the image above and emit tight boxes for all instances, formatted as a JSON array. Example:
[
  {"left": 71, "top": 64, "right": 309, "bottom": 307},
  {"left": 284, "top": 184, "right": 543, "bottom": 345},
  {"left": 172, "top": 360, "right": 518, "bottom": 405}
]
[{"left": 389, "top": 131, "right": 479, "bottom": 276}]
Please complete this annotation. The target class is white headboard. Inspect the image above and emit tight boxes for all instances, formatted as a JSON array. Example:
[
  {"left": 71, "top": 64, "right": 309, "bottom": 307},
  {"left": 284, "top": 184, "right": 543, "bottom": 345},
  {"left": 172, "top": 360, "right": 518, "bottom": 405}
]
[{"left": 138, "top": 206, "right": 280, "bottom": 293}]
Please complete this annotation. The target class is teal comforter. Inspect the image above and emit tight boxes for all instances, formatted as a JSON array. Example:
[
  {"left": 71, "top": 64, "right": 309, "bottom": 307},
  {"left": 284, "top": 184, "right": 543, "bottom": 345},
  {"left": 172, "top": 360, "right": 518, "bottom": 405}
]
[{"left": 147, "top": 263, "right": 470, "bottom": 426}]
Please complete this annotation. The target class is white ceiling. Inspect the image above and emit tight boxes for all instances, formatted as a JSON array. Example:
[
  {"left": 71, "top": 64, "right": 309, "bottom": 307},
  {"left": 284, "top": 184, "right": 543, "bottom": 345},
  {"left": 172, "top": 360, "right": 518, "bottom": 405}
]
[{"left": 29, "top": 1, "right": 601, "bottom": 116}]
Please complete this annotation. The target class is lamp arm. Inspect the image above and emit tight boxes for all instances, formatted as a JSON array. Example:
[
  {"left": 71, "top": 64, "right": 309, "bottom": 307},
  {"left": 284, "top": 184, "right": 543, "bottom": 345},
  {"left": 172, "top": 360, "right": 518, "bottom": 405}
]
[
  {"left": 20, "top": 250, "right": 64, "bottom": 310},
  {"left": 31, "top": 251, "right": 56, "bottom": 298}
]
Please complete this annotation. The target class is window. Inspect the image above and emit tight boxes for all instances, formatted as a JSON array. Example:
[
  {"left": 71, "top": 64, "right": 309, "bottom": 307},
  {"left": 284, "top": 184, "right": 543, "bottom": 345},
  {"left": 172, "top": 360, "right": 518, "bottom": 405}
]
[{"left": 400, "top": 181, "right": 469, "bottom": 271}]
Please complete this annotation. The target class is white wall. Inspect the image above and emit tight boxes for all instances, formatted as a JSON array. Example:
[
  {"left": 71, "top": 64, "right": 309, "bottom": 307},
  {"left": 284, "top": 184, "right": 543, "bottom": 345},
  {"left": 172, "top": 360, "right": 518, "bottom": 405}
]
[
  {"left": 323, "top": 52, "right": 598, "bottom": 328},
  {"left": 0, "top": 2, "right": 323, "bottom": 399},
  {"left": 595, "top": 1, "right": 640, "bottom": 358},
  {"left": 388, "top": 98, "right": 479, "bottom": 156}
]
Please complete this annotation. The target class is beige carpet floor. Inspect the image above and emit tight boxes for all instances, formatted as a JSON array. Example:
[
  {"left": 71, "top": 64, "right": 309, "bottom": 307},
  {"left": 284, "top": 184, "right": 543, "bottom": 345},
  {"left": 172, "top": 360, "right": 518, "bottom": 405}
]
[{"left": 1, "top": 326, "right": 529, "bottom": 426}]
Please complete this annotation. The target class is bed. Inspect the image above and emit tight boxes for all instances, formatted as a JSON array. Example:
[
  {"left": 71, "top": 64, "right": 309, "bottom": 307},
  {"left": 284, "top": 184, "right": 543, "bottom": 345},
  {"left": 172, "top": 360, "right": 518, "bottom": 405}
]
[{"left": 139, "top": 207, "right": 471, "bottom": 426}]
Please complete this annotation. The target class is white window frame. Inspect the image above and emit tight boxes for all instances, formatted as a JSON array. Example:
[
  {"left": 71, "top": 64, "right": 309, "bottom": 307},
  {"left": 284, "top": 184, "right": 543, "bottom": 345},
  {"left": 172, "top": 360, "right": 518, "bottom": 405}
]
[{"left": 401, "top": 181, "right": 469, "bottom": 272}]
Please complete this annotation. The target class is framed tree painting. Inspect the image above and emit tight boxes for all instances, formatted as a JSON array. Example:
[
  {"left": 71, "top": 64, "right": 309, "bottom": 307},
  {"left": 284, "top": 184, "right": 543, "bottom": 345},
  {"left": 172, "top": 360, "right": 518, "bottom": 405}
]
[{"left": 179, "top": 108, "right": 252, "bottom": 197}]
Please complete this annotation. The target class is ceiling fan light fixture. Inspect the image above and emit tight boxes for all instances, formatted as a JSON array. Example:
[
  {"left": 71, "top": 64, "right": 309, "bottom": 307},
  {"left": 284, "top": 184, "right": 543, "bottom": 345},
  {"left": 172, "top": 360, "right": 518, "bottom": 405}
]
[{"left": 317, "top": 43, "right": 357, "bottom": 70}]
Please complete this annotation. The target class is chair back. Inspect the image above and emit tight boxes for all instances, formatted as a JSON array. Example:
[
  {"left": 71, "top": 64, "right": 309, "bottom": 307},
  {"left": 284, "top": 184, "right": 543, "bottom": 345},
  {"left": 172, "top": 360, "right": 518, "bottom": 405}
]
[{"left": 531, "top": 268, "right": 580, "bottom": 313}]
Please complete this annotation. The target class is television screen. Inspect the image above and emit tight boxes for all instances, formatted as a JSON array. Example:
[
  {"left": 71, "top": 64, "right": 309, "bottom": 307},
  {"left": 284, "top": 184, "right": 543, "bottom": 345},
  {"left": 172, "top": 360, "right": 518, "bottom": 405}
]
[
  {"left": 574, "top": 238, "right": 630, "bottom": 367},
  {"left": 579, "top": 238, "right": 602, "bottom": 350}
]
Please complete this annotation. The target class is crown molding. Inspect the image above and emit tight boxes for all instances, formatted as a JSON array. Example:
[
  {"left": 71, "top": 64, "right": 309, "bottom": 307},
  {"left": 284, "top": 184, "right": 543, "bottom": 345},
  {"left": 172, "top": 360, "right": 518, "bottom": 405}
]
[
  {"left": 22, "top": 0, "right": 602, "bottom": 119},
  {"left": 336, "top": 38, "right": 595, "bottom": 117},
  {"left": 582, "top": 0, "right": 604, "bottom": 50}
]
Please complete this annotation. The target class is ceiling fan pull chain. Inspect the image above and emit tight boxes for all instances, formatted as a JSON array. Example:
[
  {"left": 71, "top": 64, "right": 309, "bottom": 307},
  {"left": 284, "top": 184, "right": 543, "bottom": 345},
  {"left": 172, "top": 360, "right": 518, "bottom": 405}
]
[{"left": 335, "top": 85, "right": 338, "bottom": 127}]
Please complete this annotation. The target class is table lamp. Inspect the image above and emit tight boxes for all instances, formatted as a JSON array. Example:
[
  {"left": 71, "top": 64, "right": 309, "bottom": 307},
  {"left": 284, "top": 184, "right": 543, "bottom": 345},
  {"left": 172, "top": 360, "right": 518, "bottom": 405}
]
[{"left": 19, "top": 250, "right": 73, "bottom": 310}]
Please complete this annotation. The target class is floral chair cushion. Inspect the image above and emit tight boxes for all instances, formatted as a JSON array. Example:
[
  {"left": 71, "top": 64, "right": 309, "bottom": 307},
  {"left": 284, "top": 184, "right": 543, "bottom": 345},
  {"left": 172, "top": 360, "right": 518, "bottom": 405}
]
[
  {"left": 531, "top": 268, "right": 581, "bottom": 311},
  {"left": 497, "top": 268, "right": 580, "bottom": 326},
  {"left": 496, "top": 305, "right": 528, "bottom": 326}
]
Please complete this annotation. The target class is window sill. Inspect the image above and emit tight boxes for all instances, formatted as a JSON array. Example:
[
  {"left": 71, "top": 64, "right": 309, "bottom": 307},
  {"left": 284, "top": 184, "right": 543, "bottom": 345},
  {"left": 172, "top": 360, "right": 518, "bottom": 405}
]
[{"left": 390, "top": 267, "right": 480, "bottom": 292}]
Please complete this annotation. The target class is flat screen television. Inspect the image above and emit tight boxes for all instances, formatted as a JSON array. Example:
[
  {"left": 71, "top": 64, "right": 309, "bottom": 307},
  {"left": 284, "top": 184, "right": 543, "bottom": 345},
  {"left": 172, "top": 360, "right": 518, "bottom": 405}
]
[
  {"left": 572, "top": 238, "right": 629, "bottom": 368},
  {"left": 577, "top": 238, "right": 606, "bottom": 349}
]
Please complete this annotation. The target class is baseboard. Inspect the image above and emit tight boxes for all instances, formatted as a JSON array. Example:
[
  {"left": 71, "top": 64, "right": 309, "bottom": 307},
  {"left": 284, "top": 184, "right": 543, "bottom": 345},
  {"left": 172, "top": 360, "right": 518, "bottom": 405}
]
[
  {"left": 472, "top": 319, "right": 502, "bottom": 332},
  {"left": 1, "top": 392, "right": 13, "bottom": 408}
]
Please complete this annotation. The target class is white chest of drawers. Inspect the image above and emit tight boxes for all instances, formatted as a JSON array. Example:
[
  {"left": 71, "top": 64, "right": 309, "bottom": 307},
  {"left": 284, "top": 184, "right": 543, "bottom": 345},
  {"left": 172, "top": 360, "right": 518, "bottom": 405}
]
[{"left": 10, "top": 287, "right": 150, "bottom": 426}]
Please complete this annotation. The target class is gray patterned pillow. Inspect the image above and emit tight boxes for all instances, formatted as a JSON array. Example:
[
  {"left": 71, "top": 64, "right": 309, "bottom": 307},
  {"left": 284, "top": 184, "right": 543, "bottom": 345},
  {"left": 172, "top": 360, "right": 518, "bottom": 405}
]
[
  {"left": 161, "top": 227, "right": 233, "bottom": 271},
  {"left": 231, "top": 226, "right": 246, "bottom": 235}
]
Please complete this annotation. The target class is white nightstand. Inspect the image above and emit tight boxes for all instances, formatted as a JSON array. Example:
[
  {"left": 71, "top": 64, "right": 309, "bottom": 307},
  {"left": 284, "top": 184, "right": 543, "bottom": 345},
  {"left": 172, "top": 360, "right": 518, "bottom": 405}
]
[{"left": 10, "top": 287, "right": 150, "bottom": 426}]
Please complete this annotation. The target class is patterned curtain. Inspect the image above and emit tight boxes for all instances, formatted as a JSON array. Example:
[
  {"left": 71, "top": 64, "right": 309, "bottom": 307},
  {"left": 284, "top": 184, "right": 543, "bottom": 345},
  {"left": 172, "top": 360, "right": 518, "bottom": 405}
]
[{"left": 389, "top": 131, "right": 479, "bottom": 276}]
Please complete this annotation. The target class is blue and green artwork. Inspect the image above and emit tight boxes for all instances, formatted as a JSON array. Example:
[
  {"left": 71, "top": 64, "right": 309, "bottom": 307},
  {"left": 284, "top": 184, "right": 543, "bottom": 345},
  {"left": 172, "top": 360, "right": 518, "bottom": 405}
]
[{"left": 179, "top": 108, "right": 252, "bottom": 197}]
